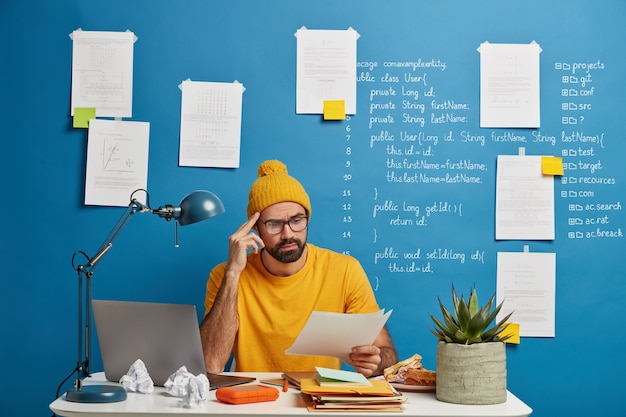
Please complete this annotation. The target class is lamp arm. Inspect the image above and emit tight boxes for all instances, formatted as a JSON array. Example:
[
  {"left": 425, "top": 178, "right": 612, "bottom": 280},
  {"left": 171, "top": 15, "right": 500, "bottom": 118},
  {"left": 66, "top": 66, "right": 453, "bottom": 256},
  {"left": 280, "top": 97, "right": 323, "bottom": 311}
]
[{"left": 84, "top": 199, "right": 146, "bottom": 273}]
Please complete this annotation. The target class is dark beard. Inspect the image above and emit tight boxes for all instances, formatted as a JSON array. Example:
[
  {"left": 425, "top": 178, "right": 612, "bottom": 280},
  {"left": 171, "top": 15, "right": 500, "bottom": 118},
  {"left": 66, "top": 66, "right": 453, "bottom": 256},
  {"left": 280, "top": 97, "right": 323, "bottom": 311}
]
[{"left": 265, "top": 238, "right": 305, "bottom": 263}]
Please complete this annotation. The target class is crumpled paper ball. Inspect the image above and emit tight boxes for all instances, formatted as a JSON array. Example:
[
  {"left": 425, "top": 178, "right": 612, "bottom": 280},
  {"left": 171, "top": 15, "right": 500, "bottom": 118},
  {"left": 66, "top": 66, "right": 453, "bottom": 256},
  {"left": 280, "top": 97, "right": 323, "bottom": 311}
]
[
  {"left": 119, "top": 359, "right": 154, "bottom": 394},
  {"left": 183, "top": 374, "right": 210, "bottom": 408},
  {"left": 164, "top": 366, "right": 195, "bottom": 397},
  {"left": 164, "top": 366, "right": 210, "bottom": 408}
]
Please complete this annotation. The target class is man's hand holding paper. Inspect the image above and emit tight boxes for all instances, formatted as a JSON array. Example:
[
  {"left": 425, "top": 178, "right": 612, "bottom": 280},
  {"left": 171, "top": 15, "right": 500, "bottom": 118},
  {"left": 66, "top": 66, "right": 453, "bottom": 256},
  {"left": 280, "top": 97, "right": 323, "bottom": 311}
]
[{"left": 285, "top": 310, "right": 392, "bottom": 364}]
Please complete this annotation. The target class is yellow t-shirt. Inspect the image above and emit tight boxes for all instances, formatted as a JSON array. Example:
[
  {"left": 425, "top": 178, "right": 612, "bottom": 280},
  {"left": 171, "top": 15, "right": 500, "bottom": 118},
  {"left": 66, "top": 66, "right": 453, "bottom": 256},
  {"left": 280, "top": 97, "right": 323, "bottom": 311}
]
[{"left": 204, "top": 244, "right": 380, "bottom": 372}]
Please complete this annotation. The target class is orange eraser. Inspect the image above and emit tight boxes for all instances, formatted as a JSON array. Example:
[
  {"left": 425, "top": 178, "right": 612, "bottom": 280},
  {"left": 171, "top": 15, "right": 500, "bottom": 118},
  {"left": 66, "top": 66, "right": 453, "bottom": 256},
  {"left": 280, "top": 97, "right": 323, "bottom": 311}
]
[{"left": 216, "top": 384, "right": 280, "bottom": 405}]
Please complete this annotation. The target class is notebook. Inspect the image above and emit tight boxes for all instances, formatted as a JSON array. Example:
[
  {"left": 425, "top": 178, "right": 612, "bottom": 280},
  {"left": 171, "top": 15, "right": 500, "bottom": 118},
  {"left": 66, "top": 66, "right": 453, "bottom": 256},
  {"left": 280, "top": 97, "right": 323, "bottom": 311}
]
[
  {"left": 281, "top": 371, "right": 317, "bottom": 389},
  {"left": 92, "top": 299, "right": 255, "bottom": 389}
]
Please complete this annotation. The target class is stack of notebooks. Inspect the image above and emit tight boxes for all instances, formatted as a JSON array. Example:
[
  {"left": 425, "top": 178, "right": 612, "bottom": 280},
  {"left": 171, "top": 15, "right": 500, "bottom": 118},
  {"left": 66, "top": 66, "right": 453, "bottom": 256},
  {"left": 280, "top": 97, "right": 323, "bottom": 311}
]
[{"left": 297, "top": 368, "right": 407, "bottom": 412}]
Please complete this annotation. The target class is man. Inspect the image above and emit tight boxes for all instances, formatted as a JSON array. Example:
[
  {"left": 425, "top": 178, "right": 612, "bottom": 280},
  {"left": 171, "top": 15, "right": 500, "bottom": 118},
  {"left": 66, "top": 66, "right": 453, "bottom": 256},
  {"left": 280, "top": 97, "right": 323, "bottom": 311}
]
[{"left": 200, "top": 160, "right": 397, "bottom": 377}]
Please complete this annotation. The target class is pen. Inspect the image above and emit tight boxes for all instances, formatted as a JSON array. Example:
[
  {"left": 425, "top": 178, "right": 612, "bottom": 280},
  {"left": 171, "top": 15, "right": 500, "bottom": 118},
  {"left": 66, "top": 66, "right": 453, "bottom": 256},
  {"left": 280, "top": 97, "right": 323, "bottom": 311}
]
[{"left": 283, "top": 378, "right": 289, "bottom": 392}]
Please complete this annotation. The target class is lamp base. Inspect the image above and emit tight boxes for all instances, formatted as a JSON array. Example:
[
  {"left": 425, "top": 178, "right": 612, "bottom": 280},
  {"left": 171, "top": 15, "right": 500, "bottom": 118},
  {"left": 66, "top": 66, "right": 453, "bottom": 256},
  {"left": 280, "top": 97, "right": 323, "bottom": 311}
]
[{"left": 66, "top": 385, "right": 127, "bottom": 403}]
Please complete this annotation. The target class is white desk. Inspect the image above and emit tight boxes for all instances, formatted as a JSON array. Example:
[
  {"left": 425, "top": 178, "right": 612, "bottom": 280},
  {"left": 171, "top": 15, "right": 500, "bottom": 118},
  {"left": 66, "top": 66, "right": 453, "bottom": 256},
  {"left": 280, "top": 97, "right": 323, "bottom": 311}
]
[{"left": 50, "top": 372, "right": 532, "bottom": 417}]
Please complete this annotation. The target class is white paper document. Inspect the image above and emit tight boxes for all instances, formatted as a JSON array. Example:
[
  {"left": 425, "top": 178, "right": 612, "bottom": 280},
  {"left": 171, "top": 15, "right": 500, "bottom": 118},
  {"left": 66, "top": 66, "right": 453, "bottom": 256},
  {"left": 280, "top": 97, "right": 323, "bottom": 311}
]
[
  {"left": 295, "top": 27, "right": 359, "bottom": 115},
  {"left": 496, "top": 251, "right": 556, "bottom": 337},
  {"left": 495, "top": 155, "right": 554, "bottom": 240},
  {"left": 70, "top": 30, "right": 136, "bottom": 118},
  {"left": 285, "top": 309, "right": 391, "bottom": 364},
  {"left": 179, "top": 80, "right": 244, "bottom": 168},
  {"left": 478, "top": 42, "right": 542, "bottom": 128},
  {"left": 84, "top": 119, "right": 150, "bottom": 207}
]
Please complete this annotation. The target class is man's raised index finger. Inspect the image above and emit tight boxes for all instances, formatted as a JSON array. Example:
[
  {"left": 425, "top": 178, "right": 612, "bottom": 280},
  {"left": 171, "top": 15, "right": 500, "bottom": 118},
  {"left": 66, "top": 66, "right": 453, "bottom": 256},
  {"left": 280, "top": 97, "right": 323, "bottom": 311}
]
[{"left": 243, "top": 212, "right": 261, "bottom": 231}]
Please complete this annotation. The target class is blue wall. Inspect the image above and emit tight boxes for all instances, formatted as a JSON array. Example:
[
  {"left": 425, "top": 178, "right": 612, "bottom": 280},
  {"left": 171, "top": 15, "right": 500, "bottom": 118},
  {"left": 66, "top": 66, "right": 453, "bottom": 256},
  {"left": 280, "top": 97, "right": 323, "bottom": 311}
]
[{"left": 1, "top": 1, "right": 625, "bottom": 416}]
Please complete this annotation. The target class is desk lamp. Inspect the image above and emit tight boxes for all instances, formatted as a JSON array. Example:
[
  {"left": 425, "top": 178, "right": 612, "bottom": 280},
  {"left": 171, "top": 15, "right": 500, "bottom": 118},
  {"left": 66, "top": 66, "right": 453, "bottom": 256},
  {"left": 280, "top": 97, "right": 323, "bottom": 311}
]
[{"left": 64, "top": 189, "right": 225, "bottom": 403}]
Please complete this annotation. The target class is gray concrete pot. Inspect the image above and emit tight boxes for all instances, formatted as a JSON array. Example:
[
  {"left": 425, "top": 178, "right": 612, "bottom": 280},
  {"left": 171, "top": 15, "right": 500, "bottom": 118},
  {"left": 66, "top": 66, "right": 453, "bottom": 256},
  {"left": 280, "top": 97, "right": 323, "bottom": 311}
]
[{"left": 435, "top": 341, "right": 507, "bottom": 405}]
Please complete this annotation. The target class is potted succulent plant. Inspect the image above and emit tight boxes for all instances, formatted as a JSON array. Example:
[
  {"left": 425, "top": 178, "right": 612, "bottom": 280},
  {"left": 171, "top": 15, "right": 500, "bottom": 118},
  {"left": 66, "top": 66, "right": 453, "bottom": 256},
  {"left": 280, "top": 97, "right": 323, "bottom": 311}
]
[{"left": 430, "top": 286, "right": 513, "bottom": 405}]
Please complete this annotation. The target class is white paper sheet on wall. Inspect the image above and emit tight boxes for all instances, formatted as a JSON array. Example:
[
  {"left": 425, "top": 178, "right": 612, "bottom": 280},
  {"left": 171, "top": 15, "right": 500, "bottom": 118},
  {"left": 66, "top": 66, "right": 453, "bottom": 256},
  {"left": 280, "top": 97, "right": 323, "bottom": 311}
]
[
  {"left": 478, "top": 41, "right": 542, "bottom": 128},
  {"left": 496, "top": 250, "right": 556, "bottom": 338},
  {"left": 70, "top": 29, "right": 136, "bottom": 118},
  {"left": 495, "top": 154, "right": 555, "bottom": 240},
  {"left": 178, "top": 79, "right": 244, "bottom": 168},
  {"left": 84, "top": 119, "right": 150, "bottom": 207},
  {"left": 295, "top": 27, "right": 359, "bottom": 115}
]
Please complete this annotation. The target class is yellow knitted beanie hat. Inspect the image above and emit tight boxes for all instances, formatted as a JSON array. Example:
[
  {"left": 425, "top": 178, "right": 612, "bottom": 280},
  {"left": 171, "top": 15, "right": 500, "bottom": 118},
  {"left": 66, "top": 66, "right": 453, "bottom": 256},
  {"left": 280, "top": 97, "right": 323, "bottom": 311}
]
[{"left": 247, "top": 160, "right": 311, "bottom": 218}]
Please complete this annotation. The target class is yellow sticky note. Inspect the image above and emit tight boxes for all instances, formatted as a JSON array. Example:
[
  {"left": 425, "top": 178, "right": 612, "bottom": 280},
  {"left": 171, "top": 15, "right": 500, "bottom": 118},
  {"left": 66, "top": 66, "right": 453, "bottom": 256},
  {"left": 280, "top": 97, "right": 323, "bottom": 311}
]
[
  {"left": 541, "top": 156, "right": 564, "bottom": 175},
  {"left": 502, "top": 322, "right": 520, "bottom": 344},
  {"left": 73, "top": 108, "right": 96, "bottom": 128},
  {"left": 323, "top": 100, "right": 346, "bottom": 120}
]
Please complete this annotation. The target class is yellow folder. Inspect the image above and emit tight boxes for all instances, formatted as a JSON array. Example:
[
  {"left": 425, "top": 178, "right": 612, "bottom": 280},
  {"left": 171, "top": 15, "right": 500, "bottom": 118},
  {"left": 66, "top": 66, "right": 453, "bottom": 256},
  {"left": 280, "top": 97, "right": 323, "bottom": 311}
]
[{"left": 299, "top": 378, "right": 396, "bottom": 396}]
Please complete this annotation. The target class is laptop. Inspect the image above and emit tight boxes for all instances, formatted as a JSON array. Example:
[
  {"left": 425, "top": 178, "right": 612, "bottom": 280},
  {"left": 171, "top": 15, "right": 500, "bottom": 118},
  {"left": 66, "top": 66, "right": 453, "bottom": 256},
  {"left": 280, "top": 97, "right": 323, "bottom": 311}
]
[{"left": 92, "top": 299, "right": 255, "bottom": 389}]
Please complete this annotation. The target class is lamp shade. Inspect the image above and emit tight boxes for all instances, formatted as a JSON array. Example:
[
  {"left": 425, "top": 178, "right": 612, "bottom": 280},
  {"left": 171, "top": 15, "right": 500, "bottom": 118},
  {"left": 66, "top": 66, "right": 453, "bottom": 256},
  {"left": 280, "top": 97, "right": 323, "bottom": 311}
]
[{"left": 176, "top": 190, "right": 225, "bottom": 226}]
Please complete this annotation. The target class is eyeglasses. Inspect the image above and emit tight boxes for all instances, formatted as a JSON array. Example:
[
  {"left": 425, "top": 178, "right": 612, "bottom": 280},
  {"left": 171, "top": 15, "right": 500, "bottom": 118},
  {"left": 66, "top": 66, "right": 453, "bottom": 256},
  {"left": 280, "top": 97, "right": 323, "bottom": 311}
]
[{"left": 259, "top": 216, "right": 308, "bottom": 235}]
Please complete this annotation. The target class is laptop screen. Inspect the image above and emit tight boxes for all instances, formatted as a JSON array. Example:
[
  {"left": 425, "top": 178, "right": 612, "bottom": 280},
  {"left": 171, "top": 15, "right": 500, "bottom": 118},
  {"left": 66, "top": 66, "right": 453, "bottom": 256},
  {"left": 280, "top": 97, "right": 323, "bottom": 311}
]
[{"left": 92, "top": 299, "right": 208, "bottom": 386}]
